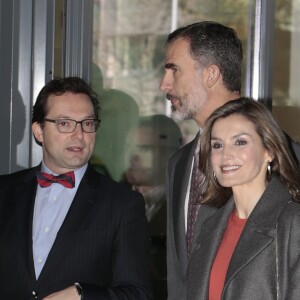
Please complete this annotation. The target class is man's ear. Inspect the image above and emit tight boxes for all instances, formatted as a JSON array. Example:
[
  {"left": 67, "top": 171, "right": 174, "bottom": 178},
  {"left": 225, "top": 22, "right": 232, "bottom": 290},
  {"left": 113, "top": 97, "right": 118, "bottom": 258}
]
[
  {"left": 205, "top": 64, "right": 221, "bottom": 88},
  {"left": 32, "top": 122, "right": 44, "bottom": 144}
]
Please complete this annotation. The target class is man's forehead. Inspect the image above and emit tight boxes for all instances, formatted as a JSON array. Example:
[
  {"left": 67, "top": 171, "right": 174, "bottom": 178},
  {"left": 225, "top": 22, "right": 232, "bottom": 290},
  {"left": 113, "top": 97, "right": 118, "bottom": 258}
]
[
  {"left": 46, "top": 93, "right": 94, "bottom": 114},
  {"left": 165, "top": 39, "right": 192, "bottom": 62}
]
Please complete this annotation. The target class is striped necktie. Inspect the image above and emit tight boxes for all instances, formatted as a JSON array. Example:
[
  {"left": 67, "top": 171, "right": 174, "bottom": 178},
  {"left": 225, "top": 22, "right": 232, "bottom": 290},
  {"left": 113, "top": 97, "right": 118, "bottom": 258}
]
[{"left": 186, "top": 149, "right": 202, "bottom": 256}]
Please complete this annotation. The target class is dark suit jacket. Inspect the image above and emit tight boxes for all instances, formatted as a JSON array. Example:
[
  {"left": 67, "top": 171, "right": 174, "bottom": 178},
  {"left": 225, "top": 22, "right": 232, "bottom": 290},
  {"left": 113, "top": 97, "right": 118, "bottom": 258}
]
[
  {"left": 0, "top": 164, "right": 152, "bottom": 299},
  {"left": 188, "top": 177, "right": 300, "bottom": 300},
  {"left": 166, "top": 134, "right": 217, "bottom": 300}
]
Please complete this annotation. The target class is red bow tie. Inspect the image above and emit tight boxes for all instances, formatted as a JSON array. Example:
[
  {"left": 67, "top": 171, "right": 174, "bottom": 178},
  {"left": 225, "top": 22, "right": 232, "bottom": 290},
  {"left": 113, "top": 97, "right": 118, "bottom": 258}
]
[{"left": 36, "top": 171, "right": 75, "bottom": 188}]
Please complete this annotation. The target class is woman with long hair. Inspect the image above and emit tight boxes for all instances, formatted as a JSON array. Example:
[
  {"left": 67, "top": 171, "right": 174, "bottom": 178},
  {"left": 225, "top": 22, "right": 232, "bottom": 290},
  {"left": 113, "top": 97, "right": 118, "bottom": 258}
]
[{"left": 188, "top": 97, "right": 300, "bottom": 300}]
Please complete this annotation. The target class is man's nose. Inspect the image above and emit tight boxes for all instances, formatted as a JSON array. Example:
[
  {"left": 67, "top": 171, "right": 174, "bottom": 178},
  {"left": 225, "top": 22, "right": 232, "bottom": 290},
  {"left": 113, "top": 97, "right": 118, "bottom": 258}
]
[
  {"left": 72, "top": 122, "right": 84, "bottom": 139},
  {"left": 159, "top": 72, "right": 172, "bottom": 93}
]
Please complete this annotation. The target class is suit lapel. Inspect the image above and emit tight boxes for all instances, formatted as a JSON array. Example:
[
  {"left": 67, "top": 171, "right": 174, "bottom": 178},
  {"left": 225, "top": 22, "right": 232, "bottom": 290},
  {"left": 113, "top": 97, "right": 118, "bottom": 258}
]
[
  {"left": 173, "top": 135, "right": 198, "bottom": 276},
  {"left": 224, "top": 226, "right": 275, "bottom": 290},
  {"left": 224, "top": 177, "right": 291, "bottom": 290},
  {"left": 190, "top": 204, "right": 218, "bottom": 254},
  {"left": 188, "top": 200, "right": 234, "bottom": 299},
  {"left": 14, "top": 167, "right": 40, "bottom": 281}
]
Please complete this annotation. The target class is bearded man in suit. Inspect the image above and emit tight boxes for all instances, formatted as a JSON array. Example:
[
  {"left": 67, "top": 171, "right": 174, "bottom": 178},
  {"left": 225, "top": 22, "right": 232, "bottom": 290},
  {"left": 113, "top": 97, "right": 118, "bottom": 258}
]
[
  {"left": 0, "top": 77, "right": 152, "bottom": 299},
  {"left": 159, "top": 21, "right": 243, "bottom": 300}
]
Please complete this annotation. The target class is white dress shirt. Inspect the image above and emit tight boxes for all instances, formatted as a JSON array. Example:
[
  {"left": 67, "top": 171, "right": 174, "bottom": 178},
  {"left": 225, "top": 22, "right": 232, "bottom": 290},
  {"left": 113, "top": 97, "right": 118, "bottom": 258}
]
[{"left": 32, "top": 163, "right": 87, "bottom": 278}]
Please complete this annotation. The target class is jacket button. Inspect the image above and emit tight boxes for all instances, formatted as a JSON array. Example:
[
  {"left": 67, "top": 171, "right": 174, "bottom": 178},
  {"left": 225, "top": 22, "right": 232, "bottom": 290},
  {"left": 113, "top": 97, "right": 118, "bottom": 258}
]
[{"left": 32, "top": 290, "right": 38, "bottom": 299}]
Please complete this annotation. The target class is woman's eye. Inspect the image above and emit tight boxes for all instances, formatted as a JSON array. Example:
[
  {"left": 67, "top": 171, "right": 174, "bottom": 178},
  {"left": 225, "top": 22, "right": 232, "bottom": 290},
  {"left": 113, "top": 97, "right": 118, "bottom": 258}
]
[
  {"left": 211, "top": 142, "right": 222, "bottom": 149},
  {"left": 235, "top": 139, "right": 247, "bottom": 146}
]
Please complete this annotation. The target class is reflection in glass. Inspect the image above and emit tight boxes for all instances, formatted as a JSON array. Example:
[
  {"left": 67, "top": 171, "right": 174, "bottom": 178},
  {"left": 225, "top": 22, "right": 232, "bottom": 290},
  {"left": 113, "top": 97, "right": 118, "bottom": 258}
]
[
  {"left": 122, "top": 114, "right": 182, "bottom": 299},
  {"left": 272, "top": 0, "right": 300, "bottom": 142},
  {"left": 123, "top": 115, "right": 182, "bottom": 225}
]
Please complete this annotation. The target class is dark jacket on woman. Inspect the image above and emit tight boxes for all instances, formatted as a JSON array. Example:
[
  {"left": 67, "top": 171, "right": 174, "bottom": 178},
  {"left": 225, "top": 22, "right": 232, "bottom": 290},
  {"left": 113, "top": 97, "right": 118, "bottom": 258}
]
[{"left": 187, "top": 176, "right": 300, "bottom": 300}]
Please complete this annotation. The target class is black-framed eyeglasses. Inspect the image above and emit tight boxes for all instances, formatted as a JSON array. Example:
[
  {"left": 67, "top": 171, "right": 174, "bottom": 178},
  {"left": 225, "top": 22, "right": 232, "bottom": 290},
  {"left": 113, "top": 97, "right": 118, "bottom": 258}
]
[{"left": 44, "top": 118, "right": 101, "bottom": 133}]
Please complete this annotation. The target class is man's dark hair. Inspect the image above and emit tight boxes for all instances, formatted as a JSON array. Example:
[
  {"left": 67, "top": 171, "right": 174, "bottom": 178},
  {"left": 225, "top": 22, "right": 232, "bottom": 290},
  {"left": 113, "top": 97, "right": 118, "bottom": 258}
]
[
  {"left": 32, "top": 76, "right": 100, "bottom": 124},
  {"left": 167, "top": 21, "right": 243, "bottom": 93}
]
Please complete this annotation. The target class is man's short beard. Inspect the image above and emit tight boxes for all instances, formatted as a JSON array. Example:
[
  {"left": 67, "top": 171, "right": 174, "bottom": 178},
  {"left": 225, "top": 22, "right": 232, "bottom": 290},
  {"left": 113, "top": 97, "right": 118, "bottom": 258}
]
[
  {"left": 171, "top": 109, "right": 193, "bottom": 121},
  {"left": 170, "top": 99, "right": 199, "bottom": 121}
]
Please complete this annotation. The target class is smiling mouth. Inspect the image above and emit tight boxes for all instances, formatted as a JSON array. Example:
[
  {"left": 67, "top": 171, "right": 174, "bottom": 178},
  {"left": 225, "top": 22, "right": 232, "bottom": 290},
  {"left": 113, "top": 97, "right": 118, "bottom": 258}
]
[{"left": 221, "top": 165, "right": 241, "bottom": 172}]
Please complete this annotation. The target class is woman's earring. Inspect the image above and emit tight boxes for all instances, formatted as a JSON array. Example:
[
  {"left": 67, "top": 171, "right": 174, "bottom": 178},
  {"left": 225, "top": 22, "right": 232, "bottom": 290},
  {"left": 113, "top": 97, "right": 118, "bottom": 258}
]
[
  {"left": 267, "top": 162, "right": 272, "bottom": 177},
  {"left": 213, "top": 172, "right": 218, "bottom": 182}
]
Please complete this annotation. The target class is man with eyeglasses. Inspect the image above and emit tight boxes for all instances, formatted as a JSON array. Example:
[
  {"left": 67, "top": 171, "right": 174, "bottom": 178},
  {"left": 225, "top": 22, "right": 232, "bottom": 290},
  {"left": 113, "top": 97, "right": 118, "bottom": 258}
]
[{"left": 0, "top": 77, "right": 152, "bottom": 299}]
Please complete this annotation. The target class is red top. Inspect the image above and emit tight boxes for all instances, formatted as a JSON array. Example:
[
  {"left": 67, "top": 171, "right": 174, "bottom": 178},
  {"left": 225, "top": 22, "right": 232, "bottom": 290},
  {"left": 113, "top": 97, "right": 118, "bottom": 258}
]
[{"left": 209, "top": 210, "right": 247, "bottom": 300}]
